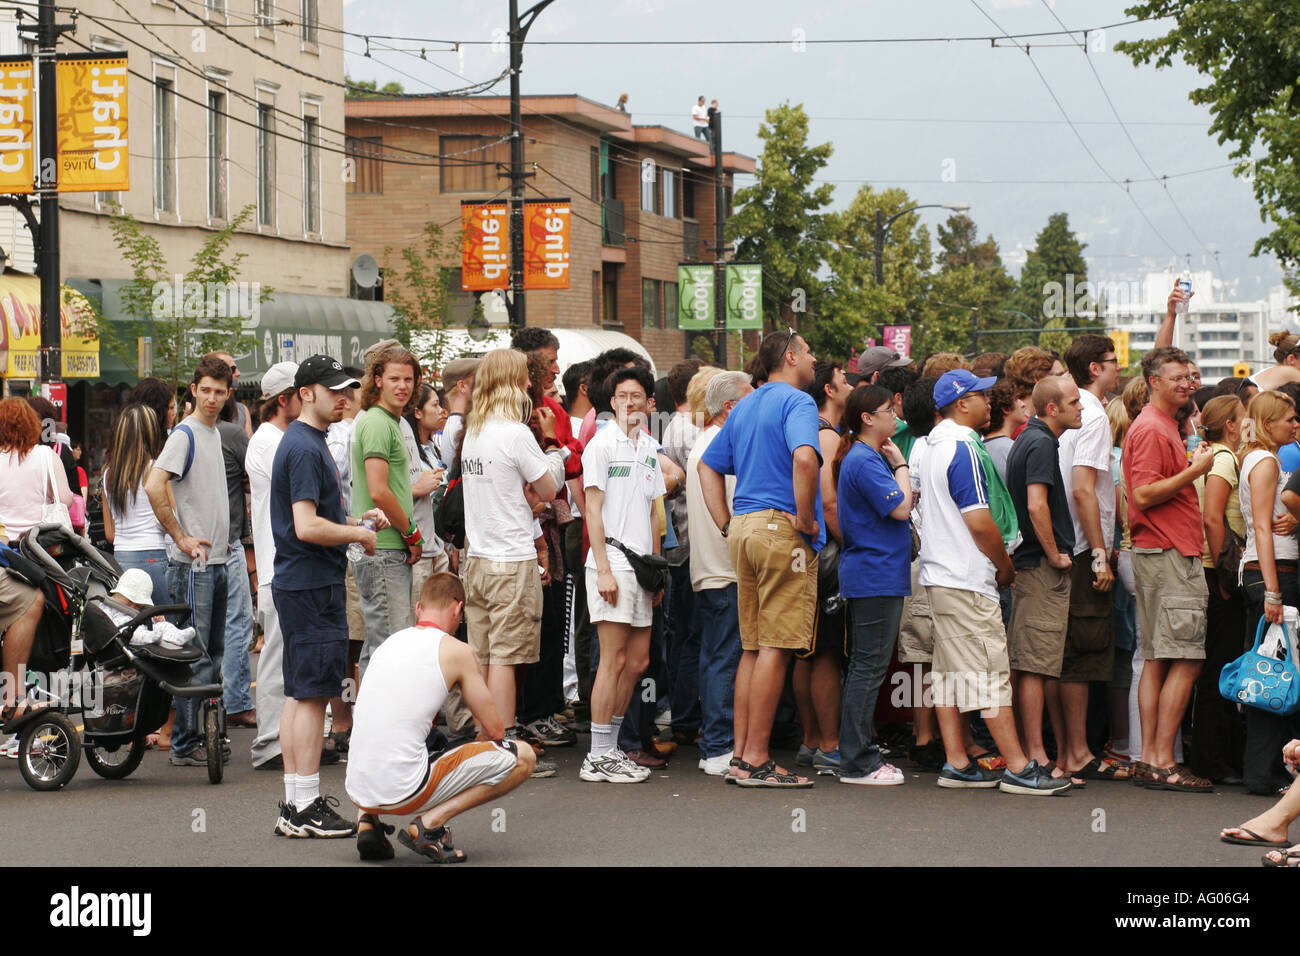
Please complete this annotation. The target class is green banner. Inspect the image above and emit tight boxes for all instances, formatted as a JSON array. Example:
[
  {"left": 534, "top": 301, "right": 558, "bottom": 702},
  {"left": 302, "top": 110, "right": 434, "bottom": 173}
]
[
  {"left": 725, "top": 263, "right": 763, "bottom": 330},
  {"left": 677, "top": 264, "right": 714, "bottom": 330}
]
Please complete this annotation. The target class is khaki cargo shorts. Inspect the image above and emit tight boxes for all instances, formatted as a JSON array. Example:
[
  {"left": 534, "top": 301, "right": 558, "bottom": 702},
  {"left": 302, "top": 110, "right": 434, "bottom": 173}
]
[
  {"left": 1132, "top": 548, "right": 1207, "bottom": 661},
  {"left": 897, "top": 559, "right": 933, "bottom": 664},
  {"left": 1007, "top": 560, "right": 1071, "bottom": 678},
  {"left": 462, "top": 556, "right": 543, "bottom": 667},
  {"left": 729, "top": 510, "right": 817, "bottom": 653},
  {"left": 927, "top": 585, "right": 1013, "bottom": 715}
]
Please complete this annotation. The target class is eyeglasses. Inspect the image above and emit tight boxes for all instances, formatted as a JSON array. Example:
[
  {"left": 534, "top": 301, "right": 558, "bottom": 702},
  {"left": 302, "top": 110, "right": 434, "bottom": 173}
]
[
  {"left": 1099, "top": 357, "right": 1119, "bottom": 366},
  {"left": 870, "top": 406, "right": 895, "bottom": 416},
  {"left": 1161, "top": 374, "right": 1195, "bottom": 385},
  {"left": 228, "top": 364, "right": 238, "bottom": 373}
]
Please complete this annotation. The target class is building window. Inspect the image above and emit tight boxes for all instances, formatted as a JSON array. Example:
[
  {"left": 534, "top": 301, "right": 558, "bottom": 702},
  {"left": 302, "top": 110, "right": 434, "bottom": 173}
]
[
  {"left": 346, "top": 136, "right": 383, "bottom": 194},
  {"left": 682, "top": 174, "right": 695, "bottom": 218},
  {"left": 642, "top": 279, "right": 660, "bottom": 329},
  {"left": 603, "top": 272, "right": 619, "bottom": 326},
  {"left": 152, "top": 74, "right": 176, "bottom": 213},
  {"left": 663, "top": 280, "right": 678, "bottom": 330},
  {"left": 256, "top": 102, "right": 275, "bottom": 228},
  {"left": 662, "top": 169, "right": 677, "bottom": 219},
  {"left": 303, "top": 112, "right": 320, "bottom": 234},
  {"left": 300, "top": 0, "right": 318, "bottom": 46},
  {"left": 640, "top": 161, "right": 657, "bottom": 214},
  {"left": 205, "top": 0, "right": 226, "bottom": 19},
  {"left": 207, "top": 89, "right": 227, "bottom": 220},
  {"left": 439, "top": 135, "right": 508, "bottom": 193},
  {"left": 256, "top": 0, "right": 275, "bottom": 33}
]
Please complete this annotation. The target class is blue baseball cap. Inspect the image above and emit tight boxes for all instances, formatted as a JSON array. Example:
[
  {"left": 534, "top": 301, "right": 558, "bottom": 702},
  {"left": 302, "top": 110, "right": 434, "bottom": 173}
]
[{"left": 934, "top": 369, "right": 998, "bottom": 408}]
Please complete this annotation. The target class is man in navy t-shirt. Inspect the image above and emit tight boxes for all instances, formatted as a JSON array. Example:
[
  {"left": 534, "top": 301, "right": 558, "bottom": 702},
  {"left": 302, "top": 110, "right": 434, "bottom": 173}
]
[
  {"left": 269, "top": 355, "right": 384, "bottom": 840},
  {"left": 699, "top": 328, "right": 821, "bottom": 789}
]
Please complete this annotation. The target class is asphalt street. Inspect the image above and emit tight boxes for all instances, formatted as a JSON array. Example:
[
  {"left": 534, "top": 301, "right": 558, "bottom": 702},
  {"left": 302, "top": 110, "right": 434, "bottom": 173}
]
[{"left": 0, "top": 724, "right": 1285, "bottom": 867}]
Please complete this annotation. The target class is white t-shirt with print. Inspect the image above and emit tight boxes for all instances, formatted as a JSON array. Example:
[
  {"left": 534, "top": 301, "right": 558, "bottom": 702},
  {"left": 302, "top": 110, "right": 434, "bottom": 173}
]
[
  {"left": 462, "top": 419, "right": 552, "bottom": 562},
  {"left": 583, "top": 423, "right": 666, "bottom": 573}
]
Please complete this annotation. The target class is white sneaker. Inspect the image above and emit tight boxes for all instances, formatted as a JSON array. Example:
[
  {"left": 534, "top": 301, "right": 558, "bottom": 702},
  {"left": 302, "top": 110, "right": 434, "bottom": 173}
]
[
  {"left": 698, "top": 751, "right": 734, "bottom": 776},
  {"left": 0, "top": 735, "right": 17, "bottom": 759},
  {"left": 612, "top": 749, "right": 652, "bottom": 779},
  {"left": 580, "top": 750, "right": 649, "bottom": 783},
  {"left": 839, "top": 763, "right": 905, "bottom": 786}
]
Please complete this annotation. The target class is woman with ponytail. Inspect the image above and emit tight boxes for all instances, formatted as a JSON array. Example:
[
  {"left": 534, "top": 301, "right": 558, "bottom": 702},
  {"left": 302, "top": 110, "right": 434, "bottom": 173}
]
[{"left": 833, "top": 385, "right": 912, "bottom": 786}]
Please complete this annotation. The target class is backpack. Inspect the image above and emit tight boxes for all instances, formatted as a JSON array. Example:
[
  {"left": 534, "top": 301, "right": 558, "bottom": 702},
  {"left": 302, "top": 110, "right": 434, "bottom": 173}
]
[
  {"left": 174, "top": 423, "right": 196, "bottom": 481},
  {"left": 432, "top": 460, "right": 465, "bottom": 549}
]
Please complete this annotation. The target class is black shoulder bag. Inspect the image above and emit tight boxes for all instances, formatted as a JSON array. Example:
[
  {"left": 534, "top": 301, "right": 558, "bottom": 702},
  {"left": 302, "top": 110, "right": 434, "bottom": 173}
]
[{"left": 605, "top": 537, "right": 668, "bottom": 593}]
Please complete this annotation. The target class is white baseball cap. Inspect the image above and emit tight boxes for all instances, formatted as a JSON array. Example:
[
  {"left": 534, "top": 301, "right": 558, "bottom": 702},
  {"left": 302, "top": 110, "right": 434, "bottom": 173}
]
[{"left": 260, "top": 361, "right": 300, "bottom": 398}]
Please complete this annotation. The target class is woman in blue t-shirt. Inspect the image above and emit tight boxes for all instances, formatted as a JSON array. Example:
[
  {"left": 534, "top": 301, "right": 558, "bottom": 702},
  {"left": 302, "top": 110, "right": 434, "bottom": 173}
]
[{"left": 833, "top": 385, "right": 913, "bottom": 786}]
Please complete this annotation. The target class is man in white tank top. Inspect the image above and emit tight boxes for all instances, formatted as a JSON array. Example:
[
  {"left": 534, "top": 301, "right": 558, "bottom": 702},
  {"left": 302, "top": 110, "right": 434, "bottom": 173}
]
[{"left": 346, "top": 572, "right": 536, "bottom": 863}]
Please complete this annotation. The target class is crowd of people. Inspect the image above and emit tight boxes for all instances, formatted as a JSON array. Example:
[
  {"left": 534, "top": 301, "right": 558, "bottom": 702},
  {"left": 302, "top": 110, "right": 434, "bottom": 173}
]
[{"left": 7, "top": 279, "right": 1300, "bottom": 862}]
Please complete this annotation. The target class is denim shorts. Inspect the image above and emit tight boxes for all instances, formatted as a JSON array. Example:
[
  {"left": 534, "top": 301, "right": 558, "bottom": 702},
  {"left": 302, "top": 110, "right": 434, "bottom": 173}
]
[{"left": 273, "top": 583, "right": 348, "bottom": 700}]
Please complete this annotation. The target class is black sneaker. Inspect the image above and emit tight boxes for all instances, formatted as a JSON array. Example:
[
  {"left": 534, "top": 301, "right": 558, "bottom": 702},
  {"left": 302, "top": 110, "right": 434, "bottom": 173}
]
[
  {"left": 523, "top": 716, "right": 576, "bottom": 747},
  {"left": 287, "top": 795, "right": 357, "bottom": 838},
  {"left": 274, "top": 801, "right": 296, "bottom": 837},
  {"left": 356, "top": 815, "right": 395, "bottom": 860}
]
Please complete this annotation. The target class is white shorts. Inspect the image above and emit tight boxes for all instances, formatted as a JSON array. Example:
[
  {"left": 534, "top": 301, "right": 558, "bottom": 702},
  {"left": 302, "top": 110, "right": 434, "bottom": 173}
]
[
  {"left": 350, "top": 741, "right": 519, "bottom": 816},
  {"left": 585, "top": 566, "right": 653, "bottom": 628}
]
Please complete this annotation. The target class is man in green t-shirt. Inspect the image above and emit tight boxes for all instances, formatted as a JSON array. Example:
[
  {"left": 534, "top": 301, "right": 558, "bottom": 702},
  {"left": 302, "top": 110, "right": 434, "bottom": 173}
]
[{"left": 352, "top": 346, "right": 426, "bottom": 680}]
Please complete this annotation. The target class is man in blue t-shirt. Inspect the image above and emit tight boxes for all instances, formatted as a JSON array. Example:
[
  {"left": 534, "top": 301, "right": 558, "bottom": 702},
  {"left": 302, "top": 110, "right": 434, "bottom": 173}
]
[
  {"left": 269, "top": 355, "right": 385, "bottom": 840},
  {"left": 699, "top": 328, "right": 821, "bottom": 789}
]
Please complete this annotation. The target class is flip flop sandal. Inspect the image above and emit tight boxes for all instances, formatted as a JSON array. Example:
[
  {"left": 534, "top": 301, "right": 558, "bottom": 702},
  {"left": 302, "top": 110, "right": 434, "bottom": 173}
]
[
  {"left": 1220, "top": 827, "right": 1290, "bottom": 848},
  {"left": 725, "top": 757, "right": 755, "bottom": 786},
  {"left": 398, "top": 820, "right": 467, "bottom": 863},
  {"left": 1044, "top": 761, "right": 1086, "bottom": 789},
  {"left": 1262, "top": 845, "right": 1300, "bottom": 867},
  {"left": 736, "top": 759, "right": 814, "bottom": 789},
  {"left": 1079, "top": 756, "right": 1133, "bottom": 781}
]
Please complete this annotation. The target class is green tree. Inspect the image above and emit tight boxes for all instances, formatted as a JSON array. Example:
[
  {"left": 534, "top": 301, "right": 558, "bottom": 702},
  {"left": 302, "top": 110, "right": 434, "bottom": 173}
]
[
  {"left": 383, "top": 221, "right": 462, "bottom": 373},
  {"left": 926, "top": 213, "right": 1018, "bottom": 355},
  {"left": 1116, "top": 3, "right": 1300, "bottom": 290},
  {"left": 820, "top": 186, "right": 933, "bottom": 360},
  {"left": 345, "top": 76, "right": 405, "bottom": 98},
  {"left": 109, "top": 204, "right": 266, "bottom": 391},
  {"left": 1010, "top": 212, "right": 1098, "bottom": 336},
  {"left": 727, "top": 102, "right": 834, "bottom": 358}
]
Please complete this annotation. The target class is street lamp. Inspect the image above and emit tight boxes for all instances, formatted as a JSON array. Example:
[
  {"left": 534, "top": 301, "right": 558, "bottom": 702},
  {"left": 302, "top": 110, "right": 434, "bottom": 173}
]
[{"left": 874, "top": 202, "right": 970, "bottom": 284}]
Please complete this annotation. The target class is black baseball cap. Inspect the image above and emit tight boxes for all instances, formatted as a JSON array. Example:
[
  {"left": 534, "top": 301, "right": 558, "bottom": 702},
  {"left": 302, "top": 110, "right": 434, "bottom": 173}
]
[{"left": 295, "top": 354, "right": 360, "bottom": 390}]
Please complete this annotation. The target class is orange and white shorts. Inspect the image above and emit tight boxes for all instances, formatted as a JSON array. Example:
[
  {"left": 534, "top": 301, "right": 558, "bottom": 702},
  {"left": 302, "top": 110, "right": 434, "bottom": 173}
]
[{"left": 352, "top": 741, "right": 519, "bottom": 817}]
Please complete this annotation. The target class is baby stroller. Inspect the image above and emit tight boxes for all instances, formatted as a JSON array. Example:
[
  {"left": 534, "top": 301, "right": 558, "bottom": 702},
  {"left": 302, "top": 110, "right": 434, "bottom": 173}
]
[{"left": 1, "top": 522, "right": 226, "bottom": 790}]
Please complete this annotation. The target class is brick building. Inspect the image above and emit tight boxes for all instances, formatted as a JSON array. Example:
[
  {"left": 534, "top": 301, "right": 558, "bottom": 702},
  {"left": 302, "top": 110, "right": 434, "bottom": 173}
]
[{"left": 344, "top": 94, "right": 754, "bottom": 372}]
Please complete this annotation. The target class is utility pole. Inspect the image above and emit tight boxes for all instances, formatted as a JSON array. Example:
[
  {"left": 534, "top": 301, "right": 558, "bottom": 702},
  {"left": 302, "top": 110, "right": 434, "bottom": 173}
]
[
  {"left": 710, "top": 108, "right": 726, "bottom": 368},
  {"left": 25, "top": 0, "right": 74, "bottom": 386},
  {"left": 506, "top": 0, "right": 556, "bottom": 333}
]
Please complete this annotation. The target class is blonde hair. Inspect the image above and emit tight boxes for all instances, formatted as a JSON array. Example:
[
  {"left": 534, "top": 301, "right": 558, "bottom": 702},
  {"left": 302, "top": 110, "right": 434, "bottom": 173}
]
[
  {"left": 466, "top": 349, "right": 532, "bottom": 436},
  {"left": 1199, "top": 395, "right": 1243, "bottom": 445},
  {"left": 1240, "top": 389, "right": 1295, "bottom": 460},
  {"left": 1107, "top": 395, "right": 1130, "bottom": 448},
  {"left": 920, "top": 352, "right": 968, "bottom": 379},
  {"left": 1121, "top": 376, "right": 1148, "bottom": 422},
  {"left": 686, "top": 365, "right": 721, "bottom": 426}
]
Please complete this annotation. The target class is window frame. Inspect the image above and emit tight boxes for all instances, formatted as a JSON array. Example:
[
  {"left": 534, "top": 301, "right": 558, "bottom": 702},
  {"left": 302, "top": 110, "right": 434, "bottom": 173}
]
[
  {"left": 255, "top": 81, "right": 279, "bottom": 232},
  {"left": 301, "top": 96, "right": 322, "bottom": 237},
  {"left": 151, "top": 60, "right": 178, "bottom": 219},
  {"left": 205, "top": 71, "right": 230, "bottom": 224}
]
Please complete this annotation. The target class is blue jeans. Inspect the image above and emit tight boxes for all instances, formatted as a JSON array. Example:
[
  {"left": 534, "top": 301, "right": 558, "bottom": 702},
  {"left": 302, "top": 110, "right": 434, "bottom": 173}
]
[
  {"left": 354, "top": 549, "right": 414, "bottom": 682},
  {"left": 114, "top": 549, "right": 169, "bottom": 610},
  {"left": 840, "top": 596, "right": 904, "bottom": 777},
  {"left": 221, "top": 542, "right": 255, "bottom": 714},
  {"left": 166, "top": 560, "right": 228, "bottom": 756},
  {"left": 695, "top": 584, "right": 742, "bottom": 758},
  {"left": 664, "top": 562, "right": 701, "bottom": 733}
]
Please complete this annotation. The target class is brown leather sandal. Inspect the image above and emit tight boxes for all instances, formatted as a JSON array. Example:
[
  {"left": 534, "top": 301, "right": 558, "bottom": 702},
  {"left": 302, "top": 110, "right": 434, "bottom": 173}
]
[{"left": 1147, "top": 764, "right": 1213, "bottom": 793}]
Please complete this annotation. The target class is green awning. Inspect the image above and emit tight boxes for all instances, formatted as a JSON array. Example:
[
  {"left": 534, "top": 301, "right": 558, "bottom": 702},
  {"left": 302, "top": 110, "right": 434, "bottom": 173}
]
[{"left": 66, "top": 278, "right": 397, "bottom": 387}]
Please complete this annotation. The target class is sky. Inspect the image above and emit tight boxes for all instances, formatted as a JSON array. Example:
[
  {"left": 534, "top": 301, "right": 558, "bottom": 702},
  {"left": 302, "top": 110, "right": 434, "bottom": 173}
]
[{"left": 338, "top": 0, "right": 1280, "bottom": 304}]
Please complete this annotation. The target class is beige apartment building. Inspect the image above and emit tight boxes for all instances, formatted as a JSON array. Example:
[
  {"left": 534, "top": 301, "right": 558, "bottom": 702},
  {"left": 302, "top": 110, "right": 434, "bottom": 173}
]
[{"left": 344, "top": 93, "right": 754, "bottom": 373}]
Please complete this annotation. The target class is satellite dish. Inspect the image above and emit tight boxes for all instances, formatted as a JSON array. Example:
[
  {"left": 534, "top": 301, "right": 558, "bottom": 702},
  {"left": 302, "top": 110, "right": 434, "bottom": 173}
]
[{"left": 351, "top": 254, "right": 379, "bottom": 289}]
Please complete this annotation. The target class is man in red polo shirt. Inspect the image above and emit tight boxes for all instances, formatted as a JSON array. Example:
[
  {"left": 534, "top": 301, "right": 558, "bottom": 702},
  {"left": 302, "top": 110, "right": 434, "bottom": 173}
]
[{"left": 1123, "top": 345, "right": 1215, "bottom": 793}]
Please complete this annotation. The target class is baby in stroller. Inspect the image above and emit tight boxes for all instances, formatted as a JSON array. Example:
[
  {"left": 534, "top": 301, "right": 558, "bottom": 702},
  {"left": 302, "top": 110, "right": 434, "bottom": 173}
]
[{"left": 95, "top": 569, "right": 197, "bottom": 651}]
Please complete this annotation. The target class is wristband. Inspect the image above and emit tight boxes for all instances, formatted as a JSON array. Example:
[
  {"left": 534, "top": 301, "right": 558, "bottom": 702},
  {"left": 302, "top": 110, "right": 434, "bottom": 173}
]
[
  {"left": 1265, "top": 591, "right": 1283, "bottom": 603},
  {"left": 891, "top": 462, "right": 908, "bottom": 474},
  {"left": 1092, "top": 548, "right": 1108, "bottom": 574}
]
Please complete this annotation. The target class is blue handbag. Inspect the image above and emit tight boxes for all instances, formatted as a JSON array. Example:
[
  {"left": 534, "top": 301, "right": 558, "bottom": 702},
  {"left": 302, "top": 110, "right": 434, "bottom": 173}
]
[{"left": 1220, "top": 617, "right": 1300, "bottom": 716}]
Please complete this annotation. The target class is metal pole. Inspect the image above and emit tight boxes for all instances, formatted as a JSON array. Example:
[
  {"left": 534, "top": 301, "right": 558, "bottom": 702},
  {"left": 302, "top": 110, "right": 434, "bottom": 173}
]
[
  {"left": 874, "top": 208, "right": 884, "bottom": 285},
  {"left": 711, "top": 109, "right": 726, "bottom": 368},
  {"left": 507, "top": 0, "right": 525, "bottom": 332},
  {"left": 37, "top": 0, "right": 60, "bottom": 385}
]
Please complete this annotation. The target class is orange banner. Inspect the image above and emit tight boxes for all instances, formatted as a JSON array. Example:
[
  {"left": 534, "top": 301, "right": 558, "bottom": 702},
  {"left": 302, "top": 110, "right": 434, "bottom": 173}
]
[
  {"left": 56, "top": 54, "right": 129, "bottom": 193},
  {"left": 460, "top": 201, "right": 510, "bottom": 291},
  {"left": 0, "top": 57, "right": 35, "bottom": 194},
  {"left": 523, "top": 199, "right": 571, "bottom": 290}
]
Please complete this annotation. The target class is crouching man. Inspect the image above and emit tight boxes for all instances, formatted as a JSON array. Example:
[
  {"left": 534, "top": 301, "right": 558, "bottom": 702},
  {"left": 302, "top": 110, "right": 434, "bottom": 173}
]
[{"left": 345, "top": 572, "right": 536, "bottom": 863}]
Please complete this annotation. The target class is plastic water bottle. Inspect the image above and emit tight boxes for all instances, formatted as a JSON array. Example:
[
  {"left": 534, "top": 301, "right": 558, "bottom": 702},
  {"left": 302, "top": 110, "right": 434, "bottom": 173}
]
[
  {"left": 348, "top": 517, "right": 377, "bottom": 563},
  {"left": 1175, "top": 272, "right": 1192, "bottom": 314}
]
